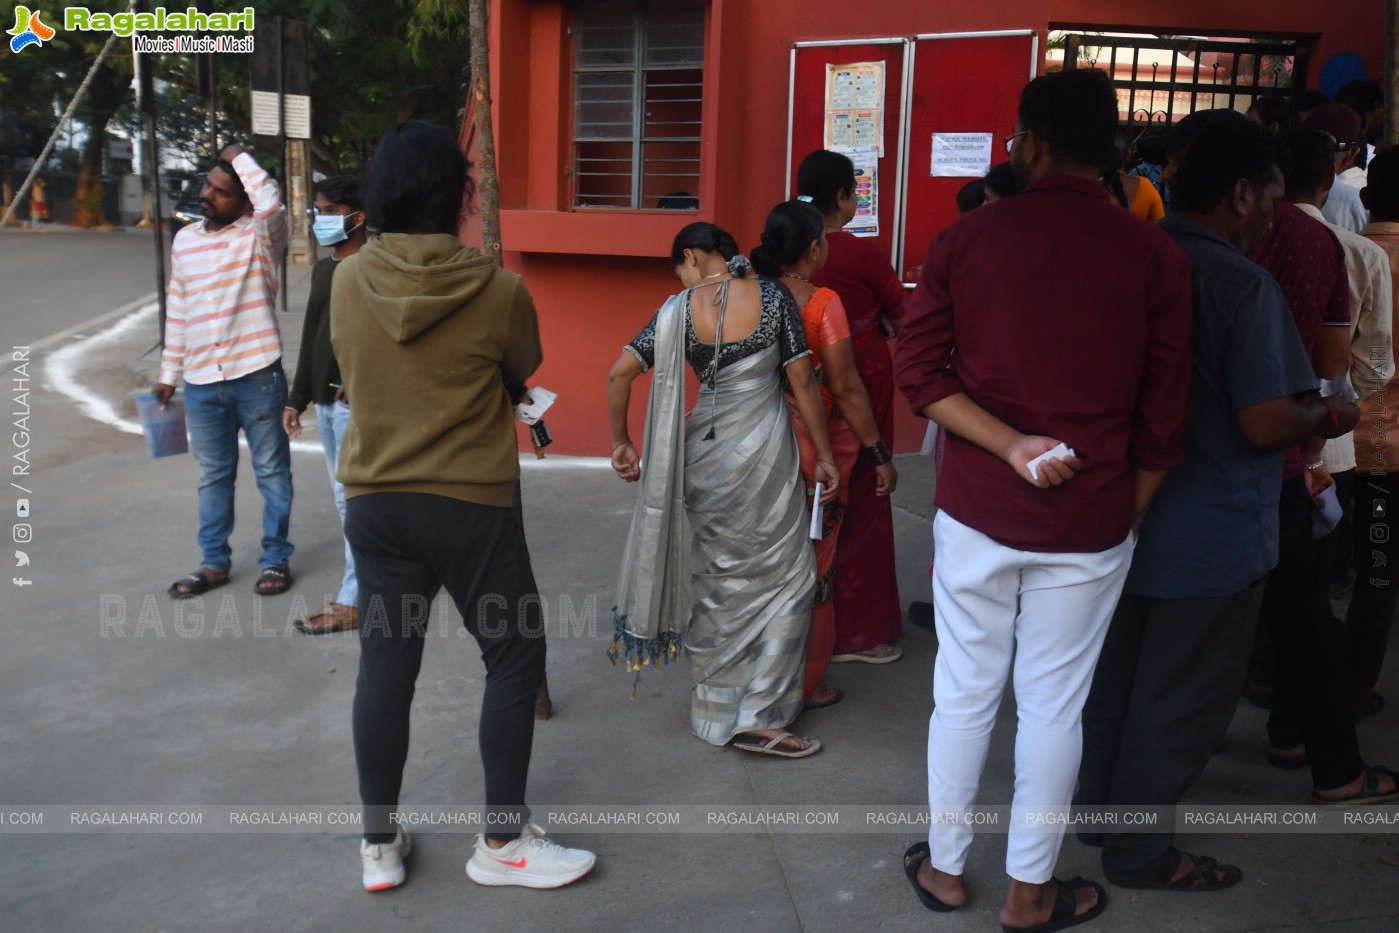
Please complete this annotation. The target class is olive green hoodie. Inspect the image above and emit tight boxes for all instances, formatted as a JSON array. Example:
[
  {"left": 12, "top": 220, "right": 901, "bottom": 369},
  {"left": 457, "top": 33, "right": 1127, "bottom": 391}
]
[{"left": 330, "top": 232, "right": 541, "bottom": 507}]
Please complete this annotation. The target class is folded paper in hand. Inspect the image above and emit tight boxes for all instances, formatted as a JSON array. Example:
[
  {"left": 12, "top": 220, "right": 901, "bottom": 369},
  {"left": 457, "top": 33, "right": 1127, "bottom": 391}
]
[
  {"left": 513, "top": 387, "right": 557, "bottom": 425},
  {"left": 810, "top": 482, "right": 824, "bottom": 540},
  {"left": 1318, "top": 372, "right": 1359, "bottom": 403},
  {"left": 1311, "top": 484, "right": 1344, "bottom": 539},
  {"left": 1026, "top": 442, "right": 1075, "bottom": 481}
]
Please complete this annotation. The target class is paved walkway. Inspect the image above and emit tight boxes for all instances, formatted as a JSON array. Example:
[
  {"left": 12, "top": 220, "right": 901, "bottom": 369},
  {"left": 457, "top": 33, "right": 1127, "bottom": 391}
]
[{"left": 1, "top": 259, "right": 1396, "bottom": 932}]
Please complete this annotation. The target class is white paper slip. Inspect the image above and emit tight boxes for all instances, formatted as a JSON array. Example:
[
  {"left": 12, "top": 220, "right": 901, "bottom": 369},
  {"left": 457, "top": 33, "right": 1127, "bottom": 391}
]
[
  {"left": 1026, "top": 443, "right": 1075, "bottom": 481},
  {"left": 1311, "top": 484, "right": 1344, "bottom": 538},
  {"left": 513, "top": 387, "right": 557, "bottom": 425},
  {"left": 920, "top": 422, "right": 939, "bottom": 458},
  {"left": 810, "top": 482, "right": 825, "bottom": 539}
]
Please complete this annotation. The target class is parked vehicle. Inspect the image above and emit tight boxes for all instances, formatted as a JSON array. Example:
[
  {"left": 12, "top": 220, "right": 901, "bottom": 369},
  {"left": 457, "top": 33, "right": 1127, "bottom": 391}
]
[{"left": 168, "top": 183, "right": 202, "bottom": 232}]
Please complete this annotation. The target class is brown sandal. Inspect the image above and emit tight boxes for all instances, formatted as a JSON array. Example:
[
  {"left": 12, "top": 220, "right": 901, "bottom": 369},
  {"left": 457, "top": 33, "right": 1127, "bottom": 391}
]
[{"left": 805, "top": 684, "right": 844, "bottom": 709}]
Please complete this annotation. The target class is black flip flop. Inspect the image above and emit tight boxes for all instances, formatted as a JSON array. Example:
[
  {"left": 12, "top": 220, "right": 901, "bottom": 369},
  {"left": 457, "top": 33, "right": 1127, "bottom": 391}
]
[
  {"left": 1001, "top": 877, "right": 1106, "bottom": 933},
  {"left": 1114, "top": 851, "right": 1242, "bottom": 891},
  {"left": 903, "top": 842, "right": 958, "bottom": 912},
  {"left": 1311, "top": 764, "right": 1399, "bottom": 806},
  {"left": 253, "top": 565, "right": 292, "bottom": 596},
  {"left": 167, "top": 571, "right": 230, "bottom": 600}
]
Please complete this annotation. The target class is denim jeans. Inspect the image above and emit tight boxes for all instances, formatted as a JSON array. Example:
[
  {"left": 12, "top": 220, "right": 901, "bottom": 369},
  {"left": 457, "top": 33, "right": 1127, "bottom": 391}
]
[
  {"left": 316, "top": 399, "right": 357, "bottom": 606},
  {"left": 183, "top": 363, "right": 294, "bottom": 573}
]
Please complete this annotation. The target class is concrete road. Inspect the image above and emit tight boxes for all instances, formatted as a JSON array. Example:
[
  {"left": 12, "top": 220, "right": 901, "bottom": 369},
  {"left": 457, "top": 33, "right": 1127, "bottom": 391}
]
[
  {"left": 0, "top": 244, "right": 1396, "bottom": 932},
  {"left": 0, "top": 226, "right": 167, "bottom": 350}
]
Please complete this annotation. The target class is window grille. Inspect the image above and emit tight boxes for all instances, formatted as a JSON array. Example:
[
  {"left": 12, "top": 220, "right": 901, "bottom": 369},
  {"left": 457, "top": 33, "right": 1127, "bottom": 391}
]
[
  {"left": 572, "top": 0, "right": 705, "bottom": 210},
  {"left": 1061, "top": 33, "right": 1308, "bottom": 134}
]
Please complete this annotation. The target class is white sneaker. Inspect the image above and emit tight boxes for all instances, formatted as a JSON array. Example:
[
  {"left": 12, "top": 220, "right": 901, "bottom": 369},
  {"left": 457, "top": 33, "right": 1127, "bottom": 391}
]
[
  {"left": 360, "top": 830, "right": 412, "bottom": 892},
  {"left": 465, "top": 822, "right": 596, "bottom": 889}
]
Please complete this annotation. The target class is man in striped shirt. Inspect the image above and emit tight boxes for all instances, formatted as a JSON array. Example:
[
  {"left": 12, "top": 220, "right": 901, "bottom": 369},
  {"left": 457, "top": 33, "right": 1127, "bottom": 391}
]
[{"left": 155, "top": 143, "right": 294, "bottom": 599}]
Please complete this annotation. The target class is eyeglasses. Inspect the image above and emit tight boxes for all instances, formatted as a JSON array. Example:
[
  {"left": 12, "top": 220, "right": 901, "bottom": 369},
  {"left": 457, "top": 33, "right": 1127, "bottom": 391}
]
[{"left": 1004, "top": 130, "right": 1029, "bottom": 154}]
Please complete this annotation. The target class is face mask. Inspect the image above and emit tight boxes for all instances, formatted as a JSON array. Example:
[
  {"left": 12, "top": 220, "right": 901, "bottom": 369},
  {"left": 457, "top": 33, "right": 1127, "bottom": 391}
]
[{"left": 313, "top": 214, "right": 349, "bottom": 246}]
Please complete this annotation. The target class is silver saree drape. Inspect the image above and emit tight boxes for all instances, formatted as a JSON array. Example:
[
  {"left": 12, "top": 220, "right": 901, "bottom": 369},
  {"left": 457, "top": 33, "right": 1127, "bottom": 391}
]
[{"left": 612, "top": 284, "right": 816, "bottom": 745}]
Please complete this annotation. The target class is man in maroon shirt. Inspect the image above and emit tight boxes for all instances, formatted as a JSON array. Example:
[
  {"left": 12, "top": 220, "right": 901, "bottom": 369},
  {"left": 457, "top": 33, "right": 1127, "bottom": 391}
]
[{"left": 894, "top": 69, "right": 1192, "bottom": 932}]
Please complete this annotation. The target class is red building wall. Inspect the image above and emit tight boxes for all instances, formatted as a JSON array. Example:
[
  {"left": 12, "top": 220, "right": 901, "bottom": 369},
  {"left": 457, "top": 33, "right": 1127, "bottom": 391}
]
[{"left": 470, "top": 0, "right": 1385, "bottom": 457}]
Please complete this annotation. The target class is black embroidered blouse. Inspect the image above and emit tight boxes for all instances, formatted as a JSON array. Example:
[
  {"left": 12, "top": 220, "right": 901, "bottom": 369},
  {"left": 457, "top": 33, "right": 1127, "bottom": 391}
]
[{"left": 624, "top": 277, "right": 811, "bottom": 384}]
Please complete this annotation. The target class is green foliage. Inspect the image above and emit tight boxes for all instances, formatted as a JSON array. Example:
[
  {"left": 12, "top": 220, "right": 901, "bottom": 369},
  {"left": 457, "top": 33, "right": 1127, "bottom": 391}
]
[
  {"left": 1, "top": 0, "right": 472, "bottom": 175},
  {"left": 229, "top": 0, "right": 471, "bottom": 172},
  {"left": 0, "top": 0, "right": 133, "bottom": 165}
]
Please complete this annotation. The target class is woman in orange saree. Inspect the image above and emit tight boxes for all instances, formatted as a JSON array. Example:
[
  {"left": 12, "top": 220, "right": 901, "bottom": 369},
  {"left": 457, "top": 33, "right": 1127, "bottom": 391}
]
[{"left": 752, "top": 199, "right": 897, "bottom": 708}]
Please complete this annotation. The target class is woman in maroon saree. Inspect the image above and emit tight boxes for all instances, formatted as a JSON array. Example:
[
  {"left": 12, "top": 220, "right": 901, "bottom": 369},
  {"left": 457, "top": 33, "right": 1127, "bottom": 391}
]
[{"left": 797, "top": 150, "right": 905, "bottom": 662}]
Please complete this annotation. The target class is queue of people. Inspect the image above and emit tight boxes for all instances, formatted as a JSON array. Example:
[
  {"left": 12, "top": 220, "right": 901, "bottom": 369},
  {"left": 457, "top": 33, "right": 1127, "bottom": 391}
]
[{"left": 147, "top": 68, "right": 1398, "bottom": 929}]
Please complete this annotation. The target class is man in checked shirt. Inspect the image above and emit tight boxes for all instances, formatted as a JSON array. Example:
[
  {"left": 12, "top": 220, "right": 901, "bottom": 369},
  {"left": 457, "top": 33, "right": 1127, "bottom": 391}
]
[{"left": 154, "top": 142, "right": 294, "bottom": 600}]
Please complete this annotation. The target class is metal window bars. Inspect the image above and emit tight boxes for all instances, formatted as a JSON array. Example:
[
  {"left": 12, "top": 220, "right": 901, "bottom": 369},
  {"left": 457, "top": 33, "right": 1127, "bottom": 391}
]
[
  {"left": 572, "top": 0, "right": 705, "bottom": 210},
  {"left": 1061, "top": 33, "right": 1309, "bottom": 136}
]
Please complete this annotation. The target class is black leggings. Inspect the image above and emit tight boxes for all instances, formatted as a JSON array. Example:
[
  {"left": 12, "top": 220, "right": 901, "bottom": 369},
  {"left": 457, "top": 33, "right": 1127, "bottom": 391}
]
[{"left": 346, "top": 493, "right": 546, "bottom": 843}]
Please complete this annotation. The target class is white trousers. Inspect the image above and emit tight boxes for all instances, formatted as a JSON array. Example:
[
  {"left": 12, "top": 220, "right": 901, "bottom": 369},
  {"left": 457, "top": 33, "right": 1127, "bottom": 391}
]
[{"left": 927, "top": 511, "right": 1133, "bottom": 883}]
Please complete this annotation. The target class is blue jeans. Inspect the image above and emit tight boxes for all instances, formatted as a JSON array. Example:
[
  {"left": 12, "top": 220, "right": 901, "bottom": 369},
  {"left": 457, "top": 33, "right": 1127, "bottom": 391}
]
[
  {"left": 183, "top": 364, "right": 294, "bottom": 573},
  {"left": 316, "top": 399, "right": 357, "bottom": 606}
]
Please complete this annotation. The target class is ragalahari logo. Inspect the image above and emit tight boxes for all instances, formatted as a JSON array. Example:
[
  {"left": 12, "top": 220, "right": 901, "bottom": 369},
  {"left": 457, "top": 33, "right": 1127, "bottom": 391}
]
[{"left": 8, "top": 5, "right": 55, "bottom": 53}]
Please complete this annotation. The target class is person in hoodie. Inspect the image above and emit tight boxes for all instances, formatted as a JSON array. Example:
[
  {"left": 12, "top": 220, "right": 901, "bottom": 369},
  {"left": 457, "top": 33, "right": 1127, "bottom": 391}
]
[{"left": 330, "top": 121, "right": 595, "bottom": 894}]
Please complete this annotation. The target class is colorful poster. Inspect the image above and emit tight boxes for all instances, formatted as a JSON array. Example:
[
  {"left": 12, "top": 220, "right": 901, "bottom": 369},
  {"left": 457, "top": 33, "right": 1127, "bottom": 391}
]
[
  {"left": 931, "top": 132, "right": 994, "bottom": 177},
  {"left": 840, "top": 146, "right": 879, "bottom": 238},
  {"left": 825, "top": 62, "right": 885, "bottom": 157}
]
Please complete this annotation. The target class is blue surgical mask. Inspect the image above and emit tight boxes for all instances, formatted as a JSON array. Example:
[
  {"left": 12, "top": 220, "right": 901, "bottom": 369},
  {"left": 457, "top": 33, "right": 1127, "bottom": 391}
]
[{"left": 313, "top": 214, "right": 349, "bottom": 246}]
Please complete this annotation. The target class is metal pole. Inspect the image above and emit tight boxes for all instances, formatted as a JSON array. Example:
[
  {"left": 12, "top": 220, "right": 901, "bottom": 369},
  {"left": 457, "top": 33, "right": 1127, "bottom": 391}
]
[
  {"left": 135, "top": 1, "right": 168, "bottom": 342},
  {"left": 277, "top": 15, "right": 288, "bottom": 310},
  {"left": 209, "top": 57, "right": 218, "bottom": 158}
]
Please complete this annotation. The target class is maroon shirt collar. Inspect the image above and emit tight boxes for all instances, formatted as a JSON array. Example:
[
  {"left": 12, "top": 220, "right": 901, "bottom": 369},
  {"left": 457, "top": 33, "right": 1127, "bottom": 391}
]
[{"left": 1020, "top": 174, "right": 1115, "bottom": 202}]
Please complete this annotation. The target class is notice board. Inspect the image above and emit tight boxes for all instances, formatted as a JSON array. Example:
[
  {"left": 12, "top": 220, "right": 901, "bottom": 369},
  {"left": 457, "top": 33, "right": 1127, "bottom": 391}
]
[
  {"left": 787, "top": 39, "right": 910, "bottom": 269},
  {"left": 900, "top": 31, "right": 1038, "bottom": 284}
]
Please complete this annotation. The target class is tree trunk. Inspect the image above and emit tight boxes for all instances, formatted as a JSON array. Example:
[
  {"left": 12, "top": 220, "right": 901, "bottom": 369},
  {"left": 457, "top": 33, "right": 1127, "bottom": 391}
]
[
  {"left": 73, "top": 62, "right": 132, "bottom": 227},
  {"left": 1388, "top": 0, "right": 1399, "bottom": 147},
  {"left": 468, "top": 0, "right": 502, "bottom": 264},
  {"left": 468, "top": 0, "right": 548, "bottom": 716}
]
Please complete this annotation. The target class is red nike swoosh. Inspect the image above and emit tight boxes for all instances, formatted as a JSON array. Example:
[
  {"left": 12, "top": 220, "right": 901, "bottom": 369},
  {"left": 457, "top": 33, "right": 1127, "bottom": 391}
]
[{"left": 488, "top": 854, "right": 527, "bottom": 869}]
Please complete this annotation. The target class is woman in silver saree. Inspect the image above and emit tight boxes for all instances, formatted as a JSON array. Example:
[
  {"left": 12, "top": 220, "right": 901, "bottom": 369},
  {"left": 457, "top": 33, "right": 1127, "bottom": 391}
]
[{"left": 607, "top": 223, "right": 840, "bottom": 758}]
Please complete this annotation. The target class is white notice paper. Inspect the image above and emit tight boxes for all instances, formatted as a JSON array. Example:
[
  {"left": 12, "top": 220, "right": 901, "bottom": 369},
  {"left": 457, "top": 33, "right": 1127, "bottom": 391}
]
[
  {"left": 810, "top": 482, "right": 825, "bottom": 540},
  {"left": 931, "top": 132, "right": 994, "bottom": 177},
  {"left": 283, "top": 94, "right": 312, "bottom": 140},
  {"left": 251, "top": 90, "right": 280, "bottom": 136}
]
